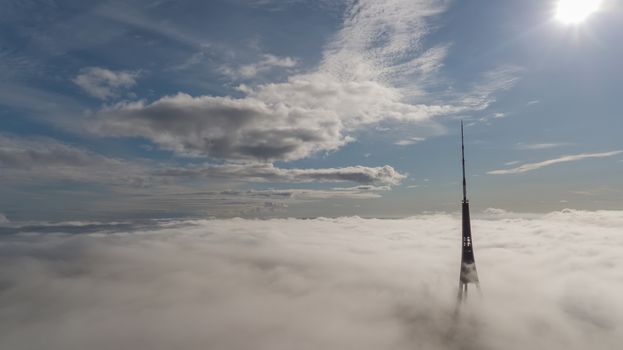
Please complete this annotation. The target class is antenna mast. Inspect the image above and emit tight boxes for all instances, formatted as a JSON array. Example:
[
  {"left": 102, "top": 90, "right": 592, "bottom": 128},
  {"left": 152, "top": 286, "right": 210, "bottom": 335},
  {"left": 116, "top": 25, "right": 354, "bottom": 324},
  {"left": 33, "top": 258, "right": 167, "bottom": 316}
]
[{"left": 461, "top": 121, "right": 467, "bottom": 203}]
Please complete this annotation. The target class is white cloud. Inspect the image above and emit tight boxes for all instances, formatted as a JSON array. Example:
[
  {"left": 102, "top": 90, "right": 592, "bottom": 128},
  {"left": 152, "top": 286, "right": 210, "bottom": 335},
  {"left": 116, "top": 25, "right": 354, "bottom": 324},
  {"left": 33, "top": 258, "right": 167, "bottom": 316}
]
[
  {"left": 321, "top": 0, "right": 448, "bottom": 82},
  {"left": 1, "top": 210, "right": 622, "bottom": 349},
  {"left": 395, "top": 137, "right": 425, "bottom": 146},
  {"left": 488, "top": 150, "right": 623, "bottom": 175},
  {"left": 223, "top": 54, "right": 298, "bottom": 79},
  {"left": 514, "top": 142, "right": 570, "bottom": 150},
  {"left": 482, "top": 207, "right": 508, "bottom": 215},
  {"left": 73, "top": 67, "right": 139, "bottom": 100}
]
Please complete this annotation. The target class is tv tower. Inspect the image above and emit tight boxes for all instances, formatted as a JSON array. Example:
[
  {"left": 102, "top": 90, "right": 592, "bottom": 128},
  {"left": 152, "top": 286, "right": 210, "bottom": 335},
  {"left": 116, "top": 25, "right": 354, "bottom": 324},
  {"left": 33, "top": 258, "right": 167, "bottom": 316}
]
[{"left": 458, "top": 121, "right": 480, "bottom": 301}]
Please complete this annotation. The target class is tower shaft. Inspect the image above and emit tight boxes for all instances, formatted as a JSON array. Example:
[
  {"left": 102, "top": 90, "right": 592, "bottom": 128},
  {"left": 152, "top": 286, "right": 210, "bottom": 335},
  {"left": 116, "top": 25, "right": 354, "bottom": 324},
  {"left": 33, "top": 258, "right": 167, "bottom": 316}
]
[{"left": 458, "top": 121, "right": 479, "bottom": 301}]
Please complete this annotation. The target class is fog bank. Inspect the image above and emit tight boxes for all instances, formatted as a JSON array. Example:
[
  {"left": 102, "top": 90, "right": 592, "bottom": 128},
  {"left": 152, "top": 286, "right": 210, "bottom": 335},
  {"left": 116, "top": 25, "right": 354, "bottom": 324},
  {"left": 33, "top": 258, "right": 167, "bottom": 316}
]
[{"left": 1, "top": 210, "right": 622, "bottom": 349}]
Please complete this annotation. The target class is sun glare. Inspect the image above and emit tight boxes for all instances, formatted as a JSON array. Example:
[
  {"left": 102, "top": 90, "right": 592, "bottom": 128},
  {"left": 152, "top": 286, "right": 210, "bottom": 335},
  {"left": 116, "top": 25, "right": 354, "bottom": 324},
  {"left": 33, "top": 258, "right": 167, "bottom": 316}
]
[{"left": 555, "top": 0, "right": 602, "bottom": 24}]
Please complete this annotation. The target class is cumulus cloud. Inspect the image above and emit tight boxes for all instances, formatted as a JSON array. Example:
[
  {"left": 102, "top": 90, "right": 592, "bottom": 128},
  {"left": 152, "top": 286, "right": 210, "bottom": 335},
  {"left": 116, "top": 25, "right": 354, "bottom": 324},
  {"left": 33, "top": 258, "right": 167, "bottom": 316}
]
[
  {"left": 488, "top": 150, "right": 623, "bottom": 175},
  {"left": 91, "top": 74, "right": 458, "bottom": 161},
  {"left": 91, "top": 88, "right": 346, "bottom": 161},
  {"left": 1, "top": 210, "right": 622, "bottom": 349},
  {"left": 73, "top": 67, "right": 139, "bottom": 100},
  {"left": 156, "top": 163, "right": 405, "bottom": 186}
]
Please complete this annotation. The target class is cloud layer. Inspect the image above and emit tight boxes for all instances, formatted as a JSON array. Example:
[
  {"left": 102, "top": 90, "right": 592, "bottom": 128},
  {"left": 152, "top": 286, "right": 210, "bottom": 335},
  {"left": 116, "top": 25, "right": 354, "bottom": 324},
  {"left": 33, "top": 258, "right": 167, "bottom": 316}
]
[
  {"left": 1, "top": 210, "right": 622, "bottom": 349},
  {"left": 0, "top": 134, "right": 403, "bottom": 188},
  {"left": 156, "top": 163, "right": 405, "bottom": 185},
  {"left": 0, "top": 134, "right": 147, "bottom": 186},
  {"left": 91, "top": 0, "right": 519, "bottom": 163}
]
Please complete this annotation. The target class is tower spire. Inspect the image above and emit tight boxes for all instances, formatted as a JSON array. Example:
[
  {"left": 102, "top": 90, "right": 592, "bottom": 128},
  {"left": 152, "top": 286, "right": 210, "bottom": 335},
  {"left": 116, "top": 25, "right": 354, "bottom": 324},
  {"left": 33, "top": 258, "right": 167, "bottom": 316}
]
[
  {"left": 458, "top": 121, "right": 480, "bottom": 302},
  {"left": 461, "top": 120, "right": 467, "bottom": 203}
]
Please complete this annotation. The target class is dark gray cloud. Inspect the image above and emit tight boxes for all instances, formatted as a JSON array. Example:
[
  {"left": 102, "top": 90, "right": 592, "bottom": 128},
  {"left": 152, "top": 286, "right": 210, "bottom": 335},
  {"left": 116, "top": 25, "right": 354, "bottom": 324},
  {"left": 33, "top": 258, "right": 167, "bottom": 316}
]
[
  {"left": 0, "top": 134, "right": 404, "bottom": 219},
  {"left": 1, "top": 210, "right": 622, "bottom": 349},
  {"left": 156, "top": 163, "right": 405, "bottom": 186}
]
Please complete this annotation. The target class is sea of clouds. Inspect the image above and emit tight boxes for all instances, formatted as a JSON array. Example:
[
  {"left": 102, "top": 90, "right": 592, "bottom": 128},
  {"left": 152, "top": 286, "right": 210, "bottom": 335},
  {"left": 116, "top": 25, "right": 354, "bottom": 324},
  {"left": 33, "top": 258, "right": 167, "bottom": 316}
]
[{"left": 1, "top": 209, "right": 622, "bottom": 350}]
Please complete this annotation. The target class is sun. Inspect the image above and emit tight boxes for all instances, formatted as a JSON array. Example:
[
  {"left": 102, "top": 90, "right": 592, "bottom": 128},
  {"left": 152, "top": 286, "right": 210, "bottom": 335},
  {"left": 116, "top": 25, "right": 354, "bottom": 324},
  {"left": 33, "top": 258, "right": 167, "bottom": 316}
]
[{"left": 555, "top": 0, "right": 602, "bottom": 24}]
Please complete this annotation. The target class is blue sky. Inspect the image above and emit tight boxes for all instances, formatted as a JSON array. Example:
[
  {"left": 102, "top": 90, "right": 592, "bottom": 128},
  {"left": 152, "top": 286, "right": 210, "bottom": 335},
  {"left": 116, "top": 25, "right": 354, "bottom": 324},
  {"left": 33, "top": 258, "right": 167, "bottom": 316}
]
[{"left": 1, "top": 0, "right": 622, "bottom": 221}]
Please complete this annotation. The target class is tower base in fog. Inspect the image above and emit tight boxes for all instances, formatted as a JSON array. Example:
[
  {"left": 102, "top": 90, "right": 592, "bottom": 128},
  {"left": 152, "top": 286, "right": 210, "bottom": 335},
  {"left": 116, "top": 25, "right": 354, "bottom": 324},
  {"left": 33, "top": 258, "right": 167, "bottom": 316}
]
[{"left": 457, "top": 262, "right": 480, "bottom": 302}]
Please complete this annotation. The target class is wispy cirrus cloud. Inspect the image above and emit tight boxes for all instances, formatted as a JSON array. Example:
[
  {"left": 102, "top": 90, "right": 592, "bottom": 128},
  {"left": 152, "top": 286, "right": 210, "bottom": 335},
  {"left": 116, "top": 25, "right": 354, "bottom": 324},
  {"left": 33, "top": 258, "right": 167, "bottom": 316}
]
[
  {"left": 221, "top": 54, "right": 298, "bottom": 79},
  {"left": 395, "top": 137, "right": 426, "bottom": 146},
  {"left": 93, "top": 2, "right": 208, "bottom": 50},
  {"left": 488, "top": 150, "right": 623, "bottom": 175},
  {"left": 514, "top": 142, "right": 570, "bottom": 150}
]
